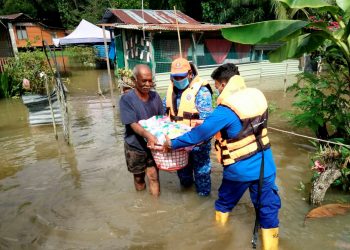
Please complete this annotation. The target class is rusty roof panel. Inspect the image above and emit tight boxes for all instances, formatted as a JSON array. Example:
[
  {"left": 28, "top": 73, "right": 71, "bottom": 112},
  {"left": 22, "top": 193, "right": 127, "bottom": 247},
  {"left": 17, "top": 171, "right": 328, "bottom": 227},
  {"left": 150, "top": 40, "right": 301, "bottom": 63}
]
[
  {"left": 112, "top": 23, "right": 234, "bottom": 32},
  {"left": 107, "top": 9, "right": 199, "bottom": 25},
  {"left": 0, "top": 13, "right": 24, "bottom": 20}
]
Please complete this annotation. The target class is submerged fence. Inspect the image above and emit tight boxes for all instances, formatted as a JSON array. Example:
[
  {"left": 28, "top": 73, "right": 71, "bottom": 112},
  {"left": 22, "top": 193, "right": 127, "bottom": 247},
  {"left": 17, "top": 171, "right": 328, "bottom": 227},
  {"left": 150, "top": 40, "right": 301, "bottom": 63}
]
[{"left": 0, "top": 57, "right": 10, "bottom": 73}]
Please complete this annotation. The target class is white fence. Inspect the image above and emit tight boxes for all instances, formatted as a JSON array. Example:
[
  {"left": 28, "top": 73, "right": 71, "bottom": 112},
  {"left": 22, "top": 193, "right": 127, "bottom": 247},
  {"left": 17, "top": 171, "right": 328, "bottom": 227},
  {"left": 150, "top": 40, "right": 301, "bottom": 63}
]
[{"left": 154, "top": 59, "right": 302, "bottom": 90}]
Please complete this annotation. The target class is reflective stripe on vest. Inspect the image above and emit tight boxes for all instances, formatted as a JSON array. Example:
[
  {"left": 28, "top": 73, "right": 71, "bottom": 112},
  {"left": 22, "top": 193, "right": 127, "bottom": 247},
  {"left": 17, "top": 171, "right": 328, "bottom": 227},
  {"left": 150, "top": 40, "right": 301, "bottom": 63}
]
[
  {"left": 214, "top": 76, "right": 270, "bottom": 166},
  {"left": 166, "top": 76, "right": 208, "bottom": 127}
]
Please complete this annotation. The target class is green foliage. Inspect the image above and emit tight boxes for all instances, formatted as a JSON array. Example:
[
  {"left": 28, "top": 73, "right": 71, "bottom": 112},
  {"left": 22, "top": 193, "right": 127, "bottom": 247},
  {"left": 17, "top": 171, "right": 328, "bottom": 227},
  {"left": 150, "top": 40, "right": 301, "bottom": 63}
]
[
  {"left": 268, "top": 101, "right": 278, "bottom": 113},
  {"left": 65, "top": 46, "right": 96, "bottom": 66},
  {"left": 116, "top": 68, "right": 133, "bottom": 78},
  {"left": 221, "top": 0, "right": 350, "bottom": 77},
  {"left": 57, "top": 0, "right": 148, "bottom": 29},
  {"left": 0, "top": 72, "right": 14, "bottom": 98},
  {"left": 1, "top": 0, "right": 37, "bottom": 16},
  {"left": 287, "top": 70, "right": 349, "bottom": 139},
  {"left": 56, "top": 0, "right": 81, "bottom": 30},
  {"left": 4, "top": 50, "right": 54, "bottom": 96},
  {"left": 202, "top": 0, "right": 276, "bottom": 24}
]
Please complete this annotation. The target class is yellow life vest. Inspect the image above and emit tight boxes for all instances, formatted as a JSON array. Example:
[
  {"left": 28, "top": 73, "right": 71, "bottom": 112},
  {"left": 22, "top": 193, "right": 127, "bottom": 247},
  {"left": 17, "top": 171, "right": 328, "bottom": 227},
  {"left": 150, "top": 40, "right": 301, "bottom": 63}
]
[
  {"left": 166, "top": 76, "right": 211, "bottom": 127},
  {"left": 215, "top": 75, "right": 270, "bottom": 166}
]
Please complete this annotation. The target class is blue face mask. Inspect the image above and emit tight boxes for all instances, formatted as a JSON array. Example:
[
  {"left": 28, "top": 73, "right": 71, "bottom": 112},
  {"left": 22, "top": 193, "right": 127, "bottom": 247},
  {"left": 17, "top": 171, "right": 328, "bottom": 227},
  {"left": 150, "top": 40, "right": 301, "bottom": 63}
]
[
  {"left": 214, "top": 88, "right": 220, "bottom": 96},
  {"left": 173, "top": 77, "right": 190, "bottom": 90}
]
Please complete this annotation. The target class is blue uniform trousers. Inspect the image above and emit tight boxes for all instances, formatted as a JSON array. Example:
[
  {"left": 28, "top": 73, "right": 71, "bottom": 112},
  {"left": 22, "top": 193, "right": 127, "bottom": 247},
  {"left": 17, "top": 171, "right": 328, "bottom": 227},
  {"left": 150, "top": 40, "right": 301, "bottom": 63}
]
[
  {"left": 215, "top": 175, "right": 281, "bottom": 228},
  {"left": 177, "top": 141, "right": 211, "bottom": 196}
]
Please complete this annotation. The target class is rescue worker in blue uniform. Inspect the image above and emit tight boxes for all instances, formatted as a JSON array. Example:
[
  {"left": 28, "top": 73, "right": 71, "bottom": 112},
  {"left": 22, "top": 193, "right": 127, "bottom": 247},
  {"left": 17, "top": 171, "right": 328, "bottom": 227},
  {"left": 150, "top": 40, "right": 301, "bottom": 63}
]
[
  {"left": 164, "top": 63, "right": 281, "bottom": 249},
  {"left": 163, "top": 57, "right": 213, "bottom": 196}
]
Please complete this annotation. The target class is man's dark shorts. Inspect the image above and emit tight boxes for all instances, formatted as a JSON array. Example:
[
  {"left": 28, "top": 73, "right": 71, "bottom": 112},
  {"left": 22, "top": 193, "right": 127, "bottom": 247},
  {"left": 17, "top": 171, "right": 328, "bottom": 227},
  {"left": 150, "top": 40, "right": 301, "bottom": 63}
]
[{"left": 124, "top": 142, "right": 157, "bottom": 174}]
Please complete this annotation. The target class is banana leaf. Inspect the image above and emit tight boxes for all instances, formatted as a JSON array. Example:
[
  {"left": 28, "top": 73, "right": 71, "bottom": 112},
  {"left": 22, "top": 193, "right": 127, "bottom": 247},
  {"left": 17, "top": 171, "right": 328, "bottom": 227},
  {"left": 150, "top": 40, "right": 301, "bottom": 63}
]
[
  {"left": 336, "top": 0, "right": 350, "bottom": 13},
  {"left": 268, "top": 33, "right": 326, "bottom": 62},
  {"left": 278, "top": 0, "right": 332, "bottom": 9},
  {"left": 221, "top": 20, "right": 309, "bottom": 44}
]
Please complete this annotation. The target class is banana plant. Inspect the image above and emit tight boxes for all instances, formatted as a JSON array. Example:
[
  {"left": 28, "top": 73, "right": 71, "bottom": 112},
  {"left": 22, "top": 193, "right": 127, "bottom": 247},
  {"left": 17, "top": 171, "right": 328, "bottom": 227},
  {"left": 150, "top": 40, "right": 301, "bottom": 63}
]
[{"left": 221, "top": 0, "right": 350, "bottom": 78}]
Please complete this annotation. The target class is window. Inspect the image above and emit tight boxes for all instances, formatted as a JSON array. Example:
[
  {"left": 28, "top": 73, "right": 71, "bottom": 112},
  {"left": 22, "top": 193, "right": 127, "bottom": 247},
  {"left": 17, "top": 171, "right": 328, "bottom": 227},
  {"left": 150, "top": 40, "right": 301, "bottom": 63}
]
[
  {"left": 16, "top": 26, "right": 28, "bottom": 40},
  {"left": 51, "top": 32, "right": 57, "bottom": 38}
]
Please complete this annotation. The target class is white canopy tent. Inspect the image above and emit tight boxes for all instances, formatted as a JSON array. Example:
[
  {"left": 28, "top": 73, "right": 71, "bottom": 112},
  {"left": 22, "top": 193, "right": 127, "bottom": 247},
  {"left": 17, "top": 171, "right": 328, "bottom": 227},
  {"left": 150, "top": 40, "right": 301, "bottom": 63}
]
[{"left": 53, "top": 19, "right": 111, "bottom": 46}]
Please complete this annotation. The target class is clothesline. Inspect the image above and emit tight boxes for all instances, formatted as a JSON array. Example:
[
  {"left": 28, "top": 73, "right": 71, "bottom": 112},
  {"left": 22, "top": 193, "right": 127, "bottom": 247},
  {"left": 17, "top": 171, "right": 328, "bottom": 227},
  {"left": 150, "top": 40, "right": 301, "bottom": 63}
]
[{"left": 269, "top": 126, "right": 350, "bottom": 148}]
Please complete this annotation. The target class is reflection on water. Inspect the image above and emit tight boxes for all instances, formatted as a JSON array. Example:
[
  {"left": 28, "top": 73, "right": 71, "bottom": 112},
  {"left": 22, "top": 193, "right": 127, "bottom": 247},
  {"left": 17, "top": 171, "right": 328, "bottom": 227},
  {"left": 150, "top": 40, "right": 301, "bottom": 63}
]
[{"left": 0, "top": 69, "right": 349, "bottom": 249}]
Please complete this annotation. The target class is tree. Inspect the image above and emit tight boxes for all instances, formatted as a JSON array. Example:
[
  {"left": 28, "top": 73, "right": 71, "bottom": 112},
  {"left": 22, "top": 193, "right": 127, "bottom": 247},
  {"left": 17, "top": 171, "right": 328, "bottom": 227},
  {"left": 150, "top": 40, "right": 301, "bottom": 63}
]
[
  {"left": 0, "top": 0, "right": 37, "bottom": 17},
  {"left": 221, "top": 0, "right": 350, "bottom": 78},
  {"left": 201, "top": 0, "right": 278, "bottom": 24}
]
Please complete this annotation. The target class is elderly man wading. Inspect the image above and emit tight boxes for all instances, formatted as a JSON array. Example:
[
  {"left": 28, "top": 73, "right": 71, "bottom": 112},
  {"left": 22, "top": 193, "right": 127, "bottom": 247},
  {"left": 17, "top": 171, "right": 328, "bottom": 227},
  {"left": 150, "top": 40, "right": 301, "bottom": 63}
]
[{"left": 119, "top": 64, "right": 163, "bottom": 196}]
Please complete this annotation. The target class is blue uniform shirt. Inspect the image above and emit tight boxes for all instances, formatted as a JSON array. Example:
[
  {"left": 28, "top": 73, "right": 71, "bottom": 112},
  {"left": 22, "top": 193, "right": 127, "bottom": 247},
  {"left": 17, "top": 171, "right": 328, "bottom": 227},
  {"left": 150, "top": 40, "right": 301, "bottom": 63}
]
[{"left": 171, "top": 105, "right": 277, "bottom": 182}]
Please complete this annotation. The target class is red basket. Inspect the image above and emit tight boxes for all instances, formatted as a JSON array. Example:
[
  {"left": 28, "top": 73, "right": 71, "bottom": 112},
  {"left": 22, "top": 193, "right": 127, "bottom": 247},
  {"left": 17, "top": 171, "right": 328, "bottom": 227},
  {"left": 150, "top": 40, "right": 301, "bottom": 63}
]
[{"left": 151, "top": 149, "right": 189, "bottom": 171}]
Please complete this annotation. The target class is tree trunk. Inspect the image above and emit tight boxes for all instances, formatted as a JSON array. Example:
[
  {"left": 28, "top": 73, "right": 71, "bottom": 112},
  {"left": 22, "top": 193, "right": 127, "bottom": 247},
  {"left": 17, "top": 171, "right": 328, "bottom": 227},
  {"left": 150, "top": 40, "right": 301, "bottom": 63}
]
[{"left": 310, "top": 163, "right": 342, "bottom": 206}]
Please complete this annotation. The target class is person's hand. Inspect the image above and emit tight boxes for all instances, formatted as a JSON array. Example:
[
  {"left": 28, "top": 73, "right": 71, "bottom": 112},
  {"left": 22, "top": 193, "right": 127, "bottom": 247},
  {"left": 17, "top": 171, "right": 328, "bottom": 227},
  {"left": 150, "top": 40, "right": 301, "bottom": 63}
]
[
  {"left": 194, "top": 119, "right": 204, "bottom": 127},
  {"left": 163, "top": 135, "right": 172, "bottom": 153},
  {"left": 146, "top": 133, "right": 158, "bottom": 149}
]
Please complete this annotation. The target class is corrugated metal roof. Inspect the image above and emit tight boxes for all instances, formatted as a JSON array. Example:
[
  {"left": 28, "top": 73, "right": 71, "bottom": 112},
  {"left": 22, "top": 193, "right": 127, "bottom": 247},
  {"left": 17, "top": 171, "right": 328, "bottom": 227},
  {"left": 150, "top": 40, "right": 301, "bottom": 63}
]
[
  {"left": 103, "top": 9, "right": 200, "bottom": 25},
  {"left": 0, "top": 13, "right": 31, "bottom": 20},
  {"left": 106, "top": 23, "right": 234, "bottom": 32}
]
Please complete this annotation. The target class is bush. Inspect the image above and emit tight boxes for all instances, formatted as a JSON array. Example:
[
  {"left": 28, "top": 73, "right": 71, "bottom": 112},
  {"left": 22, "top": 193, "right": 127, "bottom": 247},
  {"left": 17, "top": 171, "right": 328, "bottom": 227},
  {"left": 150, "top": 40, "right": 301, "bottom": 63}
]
[
  {"left": 65, "top": 46, "right": 96, "bottom": 66},
  {"left": 0, "top": 72, "right": 14, "bottom": 98},
  {"left": 4, "top": 50, "right": 54, "bottom": 96},
  {"left": 287, "top": 70, "right": 350, "bottom": 140}
]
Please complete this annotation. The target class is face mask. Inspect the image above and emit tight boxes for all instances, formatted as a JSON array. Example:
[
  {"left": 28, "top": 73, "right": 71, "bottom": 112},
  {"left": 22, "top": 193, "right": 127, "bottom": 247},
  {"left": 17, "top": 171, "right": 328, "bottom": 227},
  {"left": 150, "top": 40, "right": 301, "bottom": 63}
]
[
  {"left": 173, "top": 78, "right": 190, "bottom": 90},
  {"left": 214, "top": 88, "right": 220, "bottom": 96}
]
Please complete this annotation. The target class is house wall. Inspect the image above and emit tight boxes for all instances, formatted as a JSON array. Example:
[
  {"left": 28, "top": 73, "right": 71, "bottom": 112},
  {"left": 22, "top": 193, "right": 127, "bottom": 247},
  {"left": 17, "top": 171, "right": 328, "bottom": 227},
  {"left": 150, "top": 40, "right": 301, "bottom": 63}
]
[
  {"left": 0, "top": 26, "right": 13, "bottom": 57},
  {"left": 14, "top": 24, "right": 65, "bottom": 48}
]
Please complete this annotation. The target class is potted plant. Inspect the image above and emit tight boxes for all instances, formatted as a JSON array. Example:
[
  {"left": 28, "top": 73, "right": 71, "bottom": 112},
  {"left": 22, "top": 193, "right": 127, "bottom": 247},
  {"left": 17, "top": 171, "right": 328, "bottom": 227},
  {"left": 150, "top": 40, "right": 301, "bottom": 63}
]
[{"left": 116, "top": 68, "right": 134, "bottom": 94}]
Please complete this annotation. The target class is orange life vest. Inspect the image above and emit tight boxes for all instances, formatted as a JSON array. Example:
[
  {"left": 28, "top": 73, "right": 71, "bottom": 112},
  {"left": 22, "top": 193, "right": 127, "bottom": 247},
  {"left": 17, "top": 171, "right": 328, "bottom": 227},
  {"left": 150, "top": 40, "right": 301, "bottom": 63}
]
[
  {"left": 215, "top": 75, "right": 270, "bottom": 166},
  {"left": 166, "top": 76, "right": 211, "bottom": 127}
]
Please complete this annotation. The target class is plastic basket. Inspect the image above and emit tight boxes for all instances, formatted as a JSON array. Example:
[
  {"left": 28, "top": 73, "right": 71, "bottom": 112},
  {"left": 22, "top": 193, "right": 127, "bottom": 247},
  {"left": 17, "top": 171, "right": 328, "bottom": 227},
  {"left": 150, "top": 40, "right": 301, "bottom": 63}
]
[{"left": 151, "top": 149, "right": 188, "bottom": 171}]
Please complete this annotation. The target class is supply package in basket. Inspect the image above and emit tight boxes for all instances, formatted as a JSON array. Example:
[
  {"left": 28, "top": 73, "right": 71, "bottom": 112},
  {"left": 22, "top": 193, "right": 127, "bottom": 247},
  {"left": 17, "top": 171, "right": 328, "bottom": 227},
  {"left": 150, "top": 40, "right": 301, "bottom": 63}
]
[{"left": 138, "top": 115, "right": 192, "bottom": 171}]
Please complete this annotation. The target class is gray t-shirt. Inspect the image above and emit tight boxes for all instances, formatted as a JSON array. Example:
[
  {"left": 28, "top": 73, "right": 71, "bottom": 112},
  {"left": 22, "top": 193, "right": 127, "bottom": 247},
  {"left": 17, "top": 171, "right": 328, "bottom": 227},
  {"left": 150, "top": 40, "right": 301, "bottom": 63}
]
[{"left": 119, "top": 89, "right": 164, "bottom": 151}]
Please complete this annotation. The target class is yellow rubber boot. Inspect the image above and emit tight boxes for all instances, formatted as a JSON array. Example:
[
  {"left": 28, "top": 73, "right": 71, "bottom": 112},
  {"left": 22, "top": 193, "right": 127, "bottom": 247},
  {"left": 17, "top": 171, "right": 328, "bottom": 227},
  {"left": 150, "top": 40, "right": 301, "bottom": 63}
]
[
  {"left": 215, "top": 211, "right": 229, "bottom": 225},
  {"left": 261, "top": 227, "right": 279, "bottom": 250}
]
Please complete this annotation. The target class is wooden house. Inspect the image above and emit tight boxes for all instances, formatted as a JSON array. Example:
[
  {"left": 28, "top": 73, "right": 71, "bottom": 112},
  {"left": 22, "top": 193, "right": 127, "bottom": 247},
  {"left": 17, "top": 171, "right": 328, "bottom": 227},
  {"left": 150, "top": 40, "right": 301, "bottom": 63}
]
[
  {"left": 100, "top": 9, "right": 302, "bottom": 90},
  {"left": 0, "top": 13, "right": 65, "bottom": 57}
]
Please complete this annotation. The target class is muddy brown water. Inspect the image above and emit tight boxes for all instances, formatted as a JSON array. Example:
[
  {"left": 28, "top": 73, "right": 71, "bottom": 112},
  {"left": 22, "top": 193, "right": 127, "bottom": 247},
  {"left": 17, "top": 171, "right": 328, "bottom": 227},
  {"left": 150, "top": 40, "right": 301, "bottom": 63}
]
[{"left": 1, "top": 69, "right": 350, "bottom": 249}]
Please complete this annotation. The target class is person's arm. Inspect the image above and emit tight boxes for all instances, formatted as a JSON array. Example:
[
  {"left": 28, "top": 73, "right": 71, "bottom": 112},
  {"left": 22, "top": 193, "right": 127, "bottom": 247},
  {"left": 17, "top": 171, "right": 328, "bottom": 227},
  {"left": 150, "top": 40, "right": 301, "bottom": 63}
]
[
  {"left": 130, "top": 123, "right": 158, "bottom": 148},
  {"left": 162, "top": 96, "right": 167, "bottom": 115},
  {"left": 165, "top": 106, "right": 232, "bottom": 150},
  {"left": 195, "top": 86, "right": 213, "bottom": 120}
]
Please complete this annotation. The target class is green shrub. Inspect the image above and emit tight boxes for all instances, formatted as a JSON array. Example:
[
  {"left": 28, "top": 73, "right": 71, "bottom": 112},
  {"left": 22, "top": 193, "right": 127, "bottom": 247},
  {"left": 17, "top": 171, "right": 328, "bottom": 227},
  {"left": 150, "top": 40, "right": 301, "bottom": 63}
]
[
  {"left": 4, "top": 50, "right": 54, "bottom": 96},
  {"left": 287, "top": 70, "right": 350, "bottom": 140},
  {"left": 65, "top": 46, "right": 96, "bottom": 66},
  {"left": 0, "top": 72, "right": 13, "bottom": 98}
]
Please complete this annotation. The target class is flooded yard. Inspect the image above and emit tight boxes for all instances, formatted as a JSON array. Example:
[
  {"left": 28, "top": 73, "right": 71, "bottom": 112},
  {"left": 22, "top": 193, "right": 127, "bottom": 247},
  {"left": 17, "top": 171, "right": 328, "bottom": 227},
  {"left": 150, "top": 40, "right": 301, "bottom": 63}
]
[{"left": 0, "top": 68, "right": 349, "bottom": 249}]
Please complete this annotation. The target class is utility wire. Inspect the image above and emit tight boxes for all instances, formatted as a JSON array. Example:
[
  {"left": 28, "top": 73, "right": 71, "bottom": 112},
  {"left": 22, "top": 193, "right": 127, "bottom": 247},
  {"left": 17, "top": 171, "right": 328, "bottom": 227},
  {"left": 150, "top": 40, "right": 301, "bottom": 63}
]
[{"left": 269, "top": 126, "right": 350, "bottom": 148}]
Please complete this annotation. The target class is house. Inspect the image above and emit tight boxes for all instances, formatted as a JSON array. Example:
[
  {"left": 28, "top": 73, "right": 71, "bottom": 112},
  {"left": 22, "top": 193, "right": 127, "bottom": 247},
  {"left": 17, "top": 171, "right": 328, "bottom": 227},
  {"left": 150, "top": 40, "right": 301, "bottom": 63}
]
[
  {"left": 0, "top": 13, "right": 65, "bottom": 57},
  {"left": 100, "top": 9, "right": 302, "bottom": 89}
]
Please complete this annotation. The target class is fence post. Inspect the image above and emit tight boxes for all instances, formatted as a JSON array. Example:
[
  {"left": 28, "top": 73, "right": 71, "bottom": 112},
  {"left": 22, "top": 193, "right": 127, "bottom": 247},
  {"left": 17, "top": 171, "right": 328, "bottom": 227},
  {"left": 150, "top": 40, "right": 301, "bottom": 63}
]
[{"left": 7, "top": 23, "right": 18, "bottom": 55}]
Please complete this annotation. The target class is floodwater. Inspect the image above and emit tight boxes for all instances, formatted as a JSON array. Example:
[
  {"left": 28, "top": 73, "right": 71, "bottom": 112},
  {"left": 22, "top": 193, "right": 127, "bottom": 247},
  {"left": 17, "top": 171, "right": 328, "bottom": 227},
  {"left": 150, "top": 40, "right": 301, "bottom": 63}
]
[{"left": 0, "top": 68, "right": 350, "bottom": 250}]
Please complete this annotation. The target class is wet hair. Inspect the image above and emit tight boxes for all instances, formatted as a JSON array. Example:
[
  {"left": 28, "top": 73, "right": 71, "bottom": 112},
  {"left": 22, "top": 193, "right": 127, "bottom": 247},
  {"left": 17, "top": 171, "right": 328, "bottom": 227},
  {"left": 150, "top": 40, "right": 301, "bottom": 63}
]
[{"left": 211, "top": 63, "right": 240, "bottom": 82}]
